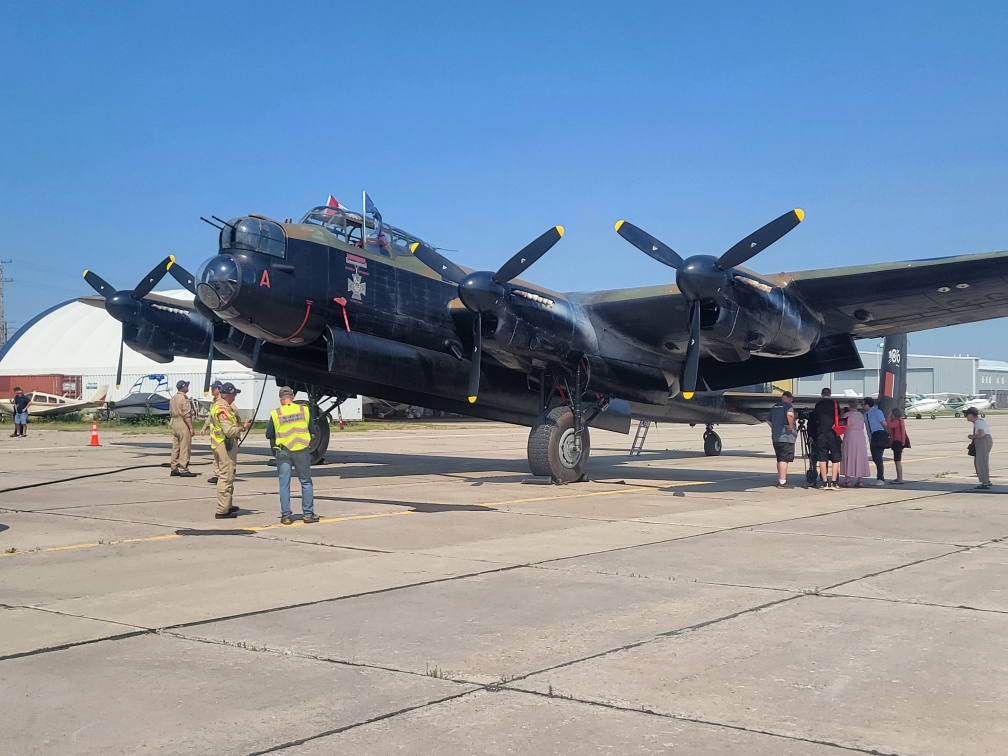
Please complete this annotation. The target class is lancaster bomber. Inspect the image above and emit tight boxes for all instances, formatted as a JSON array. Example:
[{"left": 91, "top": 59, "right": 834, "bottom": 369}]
[{"left": 83, "top": 200, "right": 1008, "bottom": 482}]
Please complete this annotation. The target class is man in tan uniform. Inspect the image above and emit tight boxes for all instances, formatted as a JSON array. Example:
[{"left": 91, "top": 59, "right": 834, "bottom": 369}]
[
  {"left": 199, "top": 380, "right": 224, "bottom": 483},
  {"left": 210, "top": 382, "right": 251, "bottom": 519},
  {"left": 169, "top": 380, "right": 197, "bottom": 478}
]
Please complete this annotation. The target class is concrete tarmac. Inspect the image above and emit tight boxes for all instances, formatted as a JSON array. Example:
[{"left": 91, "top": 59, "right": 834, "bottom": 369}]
[{"left": 1, "top": 416, "right": 1005, "bottom": 755}]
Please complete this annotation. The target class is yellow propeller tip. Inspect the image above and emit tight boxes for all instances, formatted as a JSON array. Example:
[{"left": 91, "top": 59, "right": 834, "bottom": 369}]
[
  {"left": 794, "top": 208, "right": 805, "bottom": 222},
  {"left": 682, "top": 391, "right": 694, "bottom": 400},
  {"left": 555, "top": 225, "right": 564, "bottom": 237},
  {"left": 409, "top": 242, "right": 419, "bottom": 253},
  {"left": 615, "top": 220, "right": 624, "bottom": 232},
  {"left": 82, "top": 269, "right": 89, "bottom": 277},
  {"left": 468, "top": 396, "right": 477, "bottom": 404}
]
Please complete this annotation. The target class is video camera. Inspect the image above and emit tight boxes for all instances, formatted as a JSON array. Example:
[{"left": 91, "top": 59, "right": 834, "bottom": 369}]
[{"left": 793, "top": 409, "right": 819, "bottom": 487}]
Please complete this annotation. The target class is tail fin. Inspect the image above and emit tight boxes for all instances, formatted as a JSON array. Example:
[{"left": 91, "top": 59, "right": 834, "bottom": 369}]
[
  {"left": 90, "top": 384, "right": 109, "bottom": 402},
  {"left": 877, "top": 335, "right": 907, "bottom": 416}
]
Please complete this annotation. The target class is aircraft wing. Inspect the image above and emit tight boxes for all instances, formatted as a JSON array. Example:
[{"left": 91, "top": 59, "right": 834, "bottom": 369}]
[
  {"left": 78, "top": 292, "right": 195, "bottom": 310},
  {"left": 573, "top": 285, "right": 691, "bottom": 351},
  {"left": 787, "top": 249, "right": 1008, "bottom": 339}
]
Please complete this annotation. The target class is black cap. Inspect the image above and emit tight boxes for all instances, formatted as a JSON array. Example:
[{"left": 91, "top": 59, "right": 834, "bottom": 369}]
[
  {"left": 220, "top": 382, "right": 241, "bottom": 395},
  {"left": 210, "top": 380, "right": 224, "bottom": 390},
  {"left": 13, "top": 386, "right": 21, "bottom": 392}
]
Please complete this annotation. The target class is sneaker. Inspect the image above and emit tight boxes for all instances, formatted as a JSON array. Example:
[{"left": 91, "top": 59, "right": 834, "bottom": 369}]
[
  {"left": 976, "top": 483, "right": 992, "bottom": 490},
  {"left": 215, "top": 511, "right": 238, "bottom": 519},
  {"left": 177, "top": 469, "right": 198, "bottom": 478},
  {"left": 9, "top": 433, "right": 17, "bottom": 438},
  {"left": 775, "top": 482, "right": 794, "bottom": 489},
  {"left": 170, "top": 469, "right": 180, "bottom": 477},
  {"left": 280, "top": 516, "right": 293, "bottom": 525},
  {"left": 303, "top": 514, "right": 320, "bottom": 524},
  {"left": 207, "top": 476, "right": 219, "bottom": 484}
]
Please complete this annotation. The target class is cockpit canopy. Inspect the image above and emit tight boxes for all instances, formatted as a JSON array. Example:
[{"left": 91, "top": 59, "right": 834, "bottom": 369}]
[
  {"left": 300, "top": 205, "right": 422, "bottom": 258},
  {"left": 220, "top": 217, "right": 286, "bottom": 258}
]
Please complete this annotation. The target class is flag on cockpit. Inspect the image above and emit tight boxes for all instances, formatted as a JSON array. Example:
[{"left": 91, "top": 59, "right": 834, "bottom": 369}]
[
  {"left": 364, "top": 191, "right": 383, "bottom": 241},
  {"left": 327, "top": 195, "right": 341, "bottom": 208}
]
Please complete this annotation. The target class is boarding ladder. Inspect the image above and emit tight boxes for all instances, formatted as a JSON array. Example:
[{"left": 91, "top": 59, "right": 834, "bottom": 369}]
[{"left": 629, "top": 420, "right": 652, "bottom": 456}]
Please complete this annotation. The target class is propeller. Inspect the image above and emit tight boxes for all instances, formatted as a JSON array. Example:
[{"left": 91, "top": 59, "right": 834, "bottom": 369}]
[
  {"left": 614, "top": 209, "right": 804, "bottom": 399},
  {"left": 82, "top": 255, "right": 198, "bottom": 388},
  {"left": 203, "top": 335, "right": 215, "bottom": 395},
  {"left": 410, "top": 226, "right": 564, "bottom": 403},
  {"left": 115, "top": 325, "right": 125, "bottom": 389}
]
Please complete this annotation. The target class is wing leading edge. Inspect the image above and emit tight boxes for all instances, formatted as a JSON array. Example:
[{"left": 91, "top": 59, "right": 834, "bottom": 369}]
[{"left": 787, "top": 249, "right": 1008, "bottom": 339}]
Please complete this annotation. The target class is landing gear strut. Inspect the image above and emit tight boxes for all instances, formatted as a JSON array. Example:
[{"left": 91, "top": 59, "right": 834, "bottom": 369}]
[
  {"left": 527, "top": 364, "right": 606, "bottom": 483},
  {"left": 703, "top": 424, "right": 722, "bottom": 456}
]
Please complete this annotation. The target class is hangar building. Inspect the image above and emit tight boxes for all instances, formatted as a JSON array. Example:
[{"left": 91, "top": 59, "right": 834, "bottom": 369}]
[
  {"left": 794, "top": 350, "right": 979, "bottom": 397},
  {"left": 0, "top": 293, "right": 362, "bottom": 421}
]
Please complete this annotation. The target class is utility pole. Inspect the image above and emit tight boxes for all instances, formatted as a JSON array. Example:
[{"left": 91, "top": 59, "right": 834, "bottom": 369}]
[{"left": 0, "top": 259, "right": 12, "bottom": 348}]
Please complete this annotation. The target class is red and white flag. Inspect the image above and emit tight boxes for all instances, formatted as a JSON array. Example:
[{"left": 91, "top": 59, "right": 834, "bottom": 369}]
[{"left": 327, "top": 195, "right": 341, "bottom": 208}]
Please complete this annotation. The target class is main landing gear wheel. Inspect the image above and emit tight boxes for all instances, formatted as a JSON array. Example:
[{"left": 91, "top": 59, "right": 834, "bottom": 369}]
[
  {"left": 295, "top": 399, "right": 331, "bottom": 465},
  {"left": 703, "top": 430, "right": 722, "bottom": 456},
  {"left": 527, "top": 405, "right": 590, "bottom": 484}
]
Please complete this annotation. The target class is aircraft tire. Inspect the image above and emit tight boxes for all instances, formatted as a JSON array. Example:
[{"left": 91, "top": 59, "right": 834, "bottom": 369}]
[
  {"left": 296, "top": 400, "right": 331, "bottom": 465},
  {"left": 703, "top": 431, "right": 722, "bottom": 456},
  {"left": 527, "top": 406, "right": 590, "bottom": 484}
]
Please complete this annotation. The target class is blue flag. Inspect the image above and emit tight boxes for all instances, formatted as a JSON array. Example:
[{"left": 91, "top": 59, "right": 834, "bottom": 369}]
[{"left": 363, "top": 192, "right": 383, "bottom": 241}]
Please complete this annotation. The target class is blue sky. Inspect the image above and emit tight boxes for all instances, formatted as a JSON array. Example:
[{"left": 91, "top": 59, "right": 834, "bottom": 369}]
[{"left": 2, "top": 2, "right": 1006, "bottom": 358}]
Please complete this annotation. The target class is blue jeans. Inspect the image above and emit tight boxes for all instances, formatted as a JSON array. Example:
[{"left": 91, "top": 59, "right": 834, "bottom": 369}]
[{"left": 276, "top": 447, "right": 314, "bottom": 518}]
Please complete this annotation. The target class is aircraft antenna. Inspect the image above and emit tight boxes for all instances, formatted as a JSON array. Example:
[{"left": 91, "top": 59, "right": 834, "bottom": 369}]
[{"left": 0, "top": 259, "right": 11, "bottom": 348}]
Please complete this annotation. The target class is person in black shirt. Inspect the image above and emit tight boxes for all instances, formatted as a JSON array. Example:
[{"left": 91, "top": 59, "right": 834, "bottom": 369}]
[
  {"left": 813, "top": 387, "right": 842, "bottom": 489},
  {"left": 11, "top": 387, "right": 32, "bottom": 438}
]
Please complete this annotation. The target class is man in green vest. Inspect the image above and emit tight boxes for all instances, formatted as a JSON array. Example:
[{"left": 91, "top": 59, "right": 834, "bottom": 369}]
[{"left": 270, "top": 386, "right": 318, "bottom": 525}]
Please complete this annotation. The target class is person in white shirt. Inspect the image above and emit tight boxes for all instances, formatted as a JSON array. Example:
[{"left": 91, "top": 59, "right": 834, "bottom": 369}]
[{"left": 965, "top": 407, "right": 993, "bottom": 490}]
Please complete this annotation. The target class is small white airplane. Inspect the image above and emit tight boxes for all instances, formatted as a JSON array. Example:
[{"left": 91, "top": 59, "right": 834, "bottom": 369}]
[
  {"left": 905, "top": 393, "right": 947, "bottom": 417},
  {"left": 0, "top": 386, "right": 109, "bottom": 418},
  {"left": 942, "top": 393, "right": 995, "bottom": 415}
]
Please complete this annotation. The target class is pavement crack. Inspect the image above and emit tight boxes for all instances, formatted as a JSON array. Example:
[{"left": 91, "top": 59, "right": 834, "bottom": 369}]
[{"left": 507, "top": 687, "right": 906, "bottom": 756}]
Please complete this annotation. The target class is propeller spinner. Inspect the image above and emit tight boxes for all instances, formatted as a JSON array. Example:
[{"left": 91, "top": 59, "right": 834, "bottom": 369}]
[
  {"left": 615, "top": 209, "right": 804, "bottom": 399},
  {"left": 410, "top": 225, "right": 564, "bottom": 403}
]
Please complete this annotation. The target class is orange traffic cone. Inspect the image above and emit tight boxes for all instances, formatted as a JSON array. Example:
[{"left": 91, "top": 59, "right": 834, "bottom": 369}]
[{"left": 89, "top": 420, "right": 100, "bottom": 447}]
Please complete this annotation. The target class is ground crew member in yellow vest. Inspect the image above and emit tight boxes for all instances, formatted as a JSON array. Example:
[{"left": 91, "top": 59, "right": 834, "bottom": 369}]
[
  {"left": 169, "top": 380, "right": 197, "bottom": 477},
  {"left": 271, "top": 386, "right": 318, "bottom": 525},
  {"left": 210, "top": 382, "right": 250, "bottom": 519},
  {"left": 200, "top": 380, "right": 224, "bottom": 483}
]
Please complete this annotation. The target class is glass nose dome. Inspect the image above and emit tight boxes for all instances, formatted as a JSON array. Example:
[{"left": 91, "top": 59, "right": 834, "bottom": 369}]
[{"left": 197, "top": 255, "right": 240, "bottom": 310}]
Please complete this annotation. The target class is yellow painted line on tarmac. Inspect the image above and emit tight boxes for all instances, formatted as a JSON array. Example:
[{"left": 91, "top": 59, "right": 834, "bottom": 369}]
[
  {"left": 248, "top": 510, "right": 414, "bottom": 532},
  {"left": 1, "top": 532, "right": 182, "bottom": 558},
  {"left": 0, "top": 511, "right": 414, "bottom": 558}
]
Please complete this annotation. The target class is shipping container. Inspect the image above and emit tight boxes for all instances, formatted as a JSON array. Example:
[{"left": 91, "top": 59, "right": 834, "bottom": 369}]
[{"left": 0, "top": 374, "right": 82, "bottom": 398}]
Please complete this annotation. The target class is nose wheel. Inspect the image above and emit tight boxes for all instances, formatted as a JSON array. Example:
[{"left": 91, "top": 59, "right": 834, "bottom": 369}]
[{"left": 703, "top": 425, "right": 722, "bottom": 456}]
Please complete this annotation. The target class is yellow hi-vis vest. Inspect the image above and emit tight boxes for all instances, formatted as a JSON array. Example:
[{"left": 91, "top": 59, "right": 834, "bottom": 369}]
[
  {"left": 209, "top": 401, "right": 231, "bottom": 449},
  {"left": 270, "top": 403, "right": 311, "bottom": 452}
]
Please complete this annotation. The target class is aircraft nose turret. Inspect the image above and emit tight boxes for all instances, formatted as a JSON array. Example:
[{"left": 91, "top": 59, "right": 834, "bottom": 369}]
[{"left": 197, "top": 255, "right": 241, "bottom": 311}]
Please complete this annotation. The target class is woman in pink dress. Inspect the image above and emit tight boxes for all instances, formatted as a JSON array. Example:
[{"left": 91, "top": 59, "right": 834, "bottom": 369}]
[{"left": 840, "top": 405, "right": 871, "bottom": 487}]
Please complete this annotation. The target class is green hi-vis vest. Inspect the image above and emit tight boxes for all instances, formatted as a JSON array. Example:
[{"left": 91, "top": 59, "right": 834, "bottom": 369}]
[
  {"left": 209, "top": 401, "right": 231, "bottom": 449},
  {"left": 270, "top": 404, "right": 311, "bottom": 452}
]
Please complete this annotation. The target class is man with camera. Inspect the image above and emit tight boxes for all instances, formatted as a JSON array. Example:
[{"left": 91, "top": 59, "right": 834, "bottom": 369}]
[{"left": 813, "top": 387, "right": 843, "bottom": 490}]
